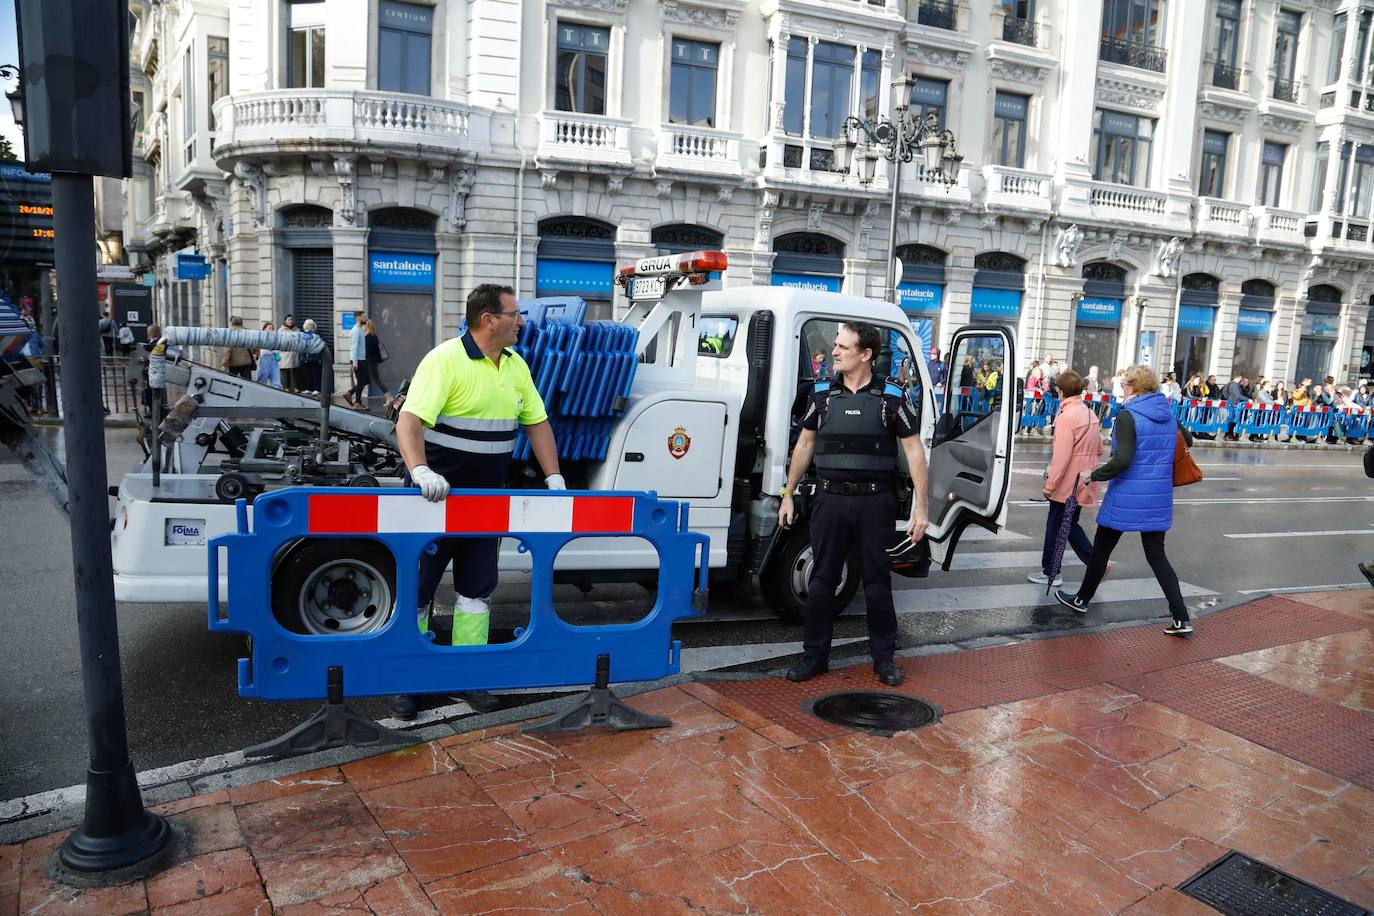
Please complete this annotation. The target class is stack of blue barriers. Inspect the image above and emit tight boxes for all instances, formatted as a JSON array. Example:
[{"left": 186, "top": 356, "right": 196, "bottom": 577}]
[{"left": 511, "top": 297, "right": 640, "bottom": 462}]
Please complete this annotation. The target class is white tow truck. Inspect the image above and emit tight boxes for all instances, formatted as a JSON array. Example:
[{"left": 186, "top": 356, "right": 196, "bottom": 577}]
[{"left": 111, "top": 250, "right": 1016, "bottom": 631}]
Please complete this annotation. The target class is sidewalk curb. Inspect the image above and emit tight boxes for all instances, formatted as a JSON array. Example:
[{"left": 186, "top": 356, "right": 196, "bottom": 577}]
[{"left": 0, "top": 588, "right": 1314, "bottom": 847}]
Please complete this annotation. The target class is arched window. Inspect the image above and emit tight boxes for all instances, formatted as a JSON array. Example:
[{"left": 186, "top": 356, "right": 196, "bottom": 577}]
[
  {"left": 536, "top": 217, "right": 618, "bottom": 317},
  {"left": 1182, "top": 273, "right": 1221, "bottom": 293},
  {"left": 1241, "top": 279, "right": 1276, "bottom": 299},
  {"left": 370, "top": 208, "right": 437, "bottom": 232},
  {"left": 895, "top": 244, "right": 946, "bottom": 266},
  {"left": 1082, "top": 261, "right": 1128, "bottom": 283},
  {"left": 772, "top": 232, "right": 845, "bottom": 284},
  {"left": 651, "top": 224, "right": 724, "bottom": 254},
  {"left": 278, "top": 204, "right": 332, "bottom": 229},
  {"left": 1307, "top": 283, "right": 1342, "bottom": 303},
  {"left": 773, "top": 232, "right": 845, "bottom": 257},
  {"left": 974, "top": 252, "right": 1026, "bottom": 273}
]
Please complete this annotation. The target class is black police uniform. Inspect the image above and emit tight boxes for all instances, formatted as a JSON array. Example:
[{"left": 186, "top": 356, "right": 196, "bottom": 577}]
[{"left": 800, "top": 374, "right": 918, "bottom": 665}]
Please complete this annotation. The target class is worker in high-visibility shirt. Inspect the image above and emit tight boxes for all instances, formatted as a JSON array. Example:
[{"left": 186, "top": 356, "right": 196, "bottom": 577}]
[{"left": 391, "top": 283, "right": 564, "bottom": 720}]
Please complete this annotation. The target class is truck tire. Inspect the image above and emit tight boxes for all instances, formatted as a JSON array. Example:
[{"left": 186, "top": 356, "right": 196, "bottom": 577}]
[
  {"left": 762, "top": 531, "right": 857, "bottom": 625},
  {"left": 271, "top": 538, "right": 397, "bottom": 636}
]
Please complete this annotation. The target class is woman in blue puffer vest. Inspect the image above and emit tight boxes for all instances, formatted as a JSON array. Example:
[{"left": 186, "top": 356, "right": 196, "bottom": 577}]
[{"left": 1056, "top": 365, "right": 1196, "bottom": 636}]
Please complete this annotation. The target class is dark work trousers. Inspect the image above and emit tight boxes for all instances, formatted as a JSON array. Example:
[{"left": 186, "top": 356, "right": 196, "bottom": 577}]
[
  {"left": 227, "top": 365, "right": 252, "bottom": 380},
  {"left": 418, "top": 536, "right": 499, "bottom": 608},
  {"left": 803, "top": 489, "right": 899, "bottom": 664},
  {"left": 1041, "top": 499, "right": 1094, "bottom": 575},
  {"left": 1077, "top": 525, "right": 1189, "bottom": 621}
]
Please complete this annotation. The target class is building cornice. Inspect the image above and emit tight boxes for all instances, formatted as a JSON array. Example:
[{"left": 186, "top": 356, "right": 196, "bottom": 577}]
[{"left": 662, "top": 0, "right": 748, "bottom": 30}]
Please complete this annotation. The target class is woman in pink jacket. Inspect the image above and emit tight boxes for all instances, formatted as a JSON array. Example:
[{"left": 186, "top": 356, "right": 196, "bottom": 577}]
[{"left": 1030, "top": 369, "right": 1104, "bottom": 586}]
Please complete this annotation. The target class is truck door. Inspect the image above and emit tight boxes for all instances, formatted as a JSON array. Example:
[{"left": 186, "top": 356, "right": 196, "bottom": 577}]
[{"left": 923, "top": 326, "right": 1016, "bottom": 568}]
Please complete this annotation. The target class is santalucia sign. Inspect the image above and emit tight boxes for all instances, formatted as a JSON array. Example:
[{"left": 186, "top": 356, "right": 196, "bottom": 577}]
[{"left": 369, "top": 252, "right": 436, "bottom": 289}]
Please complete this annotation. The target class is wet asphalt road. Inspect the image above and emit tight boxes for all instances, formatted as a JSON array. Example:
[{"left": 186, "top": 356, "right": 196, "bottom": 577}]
[{"left": 1, "top": 428, "right": 1371, "bottom": 800}]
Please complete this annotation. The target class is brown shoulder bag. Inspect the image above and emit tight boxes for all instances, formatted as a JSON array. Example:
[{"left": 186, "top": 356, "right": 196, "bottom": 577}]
[{"left": 1173, "top": 431, "right": 1203, "bottom": 487}]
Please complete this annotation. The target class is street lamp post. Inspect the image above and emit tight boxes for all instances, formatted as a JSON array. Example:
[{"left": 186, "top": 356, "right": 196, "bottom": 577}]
[
  {"left": 1, "top": 64, "right": 22, "bottom": 125},
  {"left": 831, "top": 74, "right": 962, "bottom": 303}
]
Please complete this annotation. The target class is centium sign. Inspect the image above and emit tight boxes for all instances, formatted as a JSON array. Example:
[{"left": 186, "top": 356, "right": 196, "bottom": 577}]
[{"left": 0, "top": 164, "right": 56, "bottom": 267}]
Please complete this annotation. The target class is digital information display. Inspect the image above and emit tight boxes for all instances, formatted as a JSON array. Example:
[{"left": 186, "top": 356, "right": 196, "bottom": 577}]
[{"left": 0, "top": 164, "right": 56, "bottom": 267}]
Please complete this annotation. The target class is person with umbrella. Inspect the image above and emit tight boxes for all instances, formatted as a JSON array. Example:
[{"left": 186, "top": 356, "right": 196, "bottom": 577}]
[
  {"left": 1056, "top": 365, "right": 1195, "bottom": 636},
  {"left": 1030, "top": 369, "right": 1101, "bottom": 588}
]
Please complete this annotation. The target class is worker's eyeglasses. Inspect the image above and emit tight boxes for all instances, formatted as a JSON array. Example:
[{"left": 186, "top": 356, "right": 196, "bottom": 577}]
[{"left": 497, "top": 308, "right": 522, "bottom": 319}]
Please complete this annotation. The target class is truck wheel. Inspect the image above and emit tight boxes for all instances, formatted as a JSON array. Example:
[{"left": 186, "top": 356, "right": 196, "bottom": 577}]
[
  {"left": 763, "top": 532, "right": 857, "bottom": 625},
  {"left": 271, "top": 538, "right": 397, "bottom": 636}
]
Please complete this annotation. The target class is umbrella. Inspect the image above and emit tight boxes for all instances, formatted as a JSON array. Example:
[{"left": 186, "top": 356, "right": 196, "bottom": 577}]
[{"left": 1044, "top": 474, "right": 1081, "bottom": 594}]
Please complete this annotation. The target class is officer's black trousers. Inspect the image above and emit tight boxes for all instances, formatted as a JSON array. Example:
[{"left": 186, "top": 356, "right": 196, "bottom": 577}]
[{"left": 803, "top": 489, "right": 899, "bottom": 664}]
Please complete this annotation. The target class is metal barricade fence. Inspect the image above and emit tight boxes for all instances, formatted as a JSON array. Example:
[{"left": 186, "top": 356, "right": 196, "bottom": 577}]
[
  {"left": 26, "top": 355, "right": 142, "bottom": 418},
  {"left": 1176, "top": 398, "right": 1230, "bottom": 436},
  {"left": 1019, "top": 389, "right": 1057, "bottom": 429},
  {"left": 1286, "top": 405, "right": 1333, "bottom": 440},
  {"left": 1083, "top": 392, "right": 1120, "bottom": 431},
  {"left": 1230, "top": 401, "right": 1286, "bottom": 439},
  {"left": 1332, "top": 406, "right": 1372, "bottom": 442}
]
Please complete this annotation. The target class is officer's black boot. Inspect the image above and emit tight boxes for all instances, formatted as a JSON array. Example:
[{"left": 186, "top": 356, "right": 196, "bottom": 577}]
[
  {"left": 454, "top": 690, "right": 503, "bottom": 713},
  {"left": 874, "top": 660, "right": 904, "bottom": 687},
  {"left": 389, "top": 695, "right": 418, "bottom": 721},
  {"left": 786, "top": 655, "right": 829, "bottom": 682}
]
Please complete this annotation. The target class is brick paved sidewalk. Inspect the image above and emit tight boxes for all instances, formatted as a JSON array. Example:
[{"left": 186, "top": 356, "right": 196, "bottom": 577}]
[{"left": 5, "top": 588, "right": 1372, "bottom": 914}]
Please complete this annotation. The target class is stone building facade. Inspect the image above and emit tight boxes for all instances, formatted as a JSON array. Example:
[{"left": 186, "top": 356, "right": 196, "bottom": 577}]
[{"left": 122, "top": 0, "right": 1374, "bottom": 386}]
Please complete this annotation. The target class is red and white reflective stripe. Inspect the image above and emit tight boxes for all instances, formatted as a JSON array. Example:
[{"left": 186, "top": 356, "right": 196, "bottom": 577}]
[
  {"left": 1291, "top": 406, "right": 1330, "bottom": 414},
  {"left": 306, "top": 493, "right": 636, "bottom": 535},
  {"left": 1022, "top": 389, "right": 1045, "bottom": 399},
  {"left": 1187, "top": 399, "right": 1226, "bottom": 408}
]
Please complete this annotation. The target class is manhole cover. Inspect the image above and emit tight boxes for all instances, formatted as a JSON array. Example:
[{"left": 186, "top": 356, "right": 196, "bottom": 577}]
[
  {"left": 807, "top": 691, "right": 940, "bottom": 736},
  {"left": 1180, "top": 852, "right": 1369, "bottom": 916}
]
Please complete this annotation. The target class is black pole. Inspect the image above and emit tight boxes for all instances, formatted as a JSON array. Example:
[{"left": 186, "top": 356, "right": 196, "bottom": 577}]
[{"left": 51, "top": 173, "right": 171, "bottom": 873}]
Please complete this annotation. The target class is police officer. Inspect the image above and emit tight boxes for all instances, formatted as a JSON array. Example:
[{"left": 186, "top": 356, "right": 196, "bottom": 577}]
[
  {"left": 390, "top": 283, "right": 564, "bottom": 719},
  {"left": 778, "top": 322, "right": 929, "bottom": 687}
]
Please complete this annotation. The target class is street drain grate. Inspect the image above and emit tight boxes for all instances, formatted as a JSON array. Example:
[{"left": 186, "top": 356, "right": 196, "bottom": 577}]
[
  {"left": 1179, "top": 852, "right": 1370, "bottom": 916},
  {"left": 807, "top": 691, "right": 940, "bottom": 736}
]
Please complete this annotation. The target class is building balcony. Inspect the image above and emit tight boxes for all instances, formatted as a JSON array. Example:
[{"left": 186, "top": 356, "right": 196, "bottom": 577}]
[
  {"left": 212, "top": 90, "right": 492, "bottom": 163},
  {"left": 911, "top": 0, "right": 957, "bottom": 30},
  {"left": 1098, "top": 36, "right": 1166, "bottom": 74},
  {"left": 536, "top": 111, "right": 633, "bottom": 169},
  {"left": 136, "top": 19, "right": 158, "bottom": 72},
  {"left": 655, "top": 125, "right": 742, "bottom": 179},
  {"left": 1209, "top": 61, "right": 1242, "bottom": 92},
  {"left": 1059, "top": 176, "right": 1190, "bottom": 233},
  {"left": 1270, "top": 76, "right": 1302, "bottom": 105},
  {"left": 1000, "top": 16, "right": 1039, "bottom": 47},
  {"left": 899, "top": 161, "right": 973, "bottom": 209},
  {"left": 1192, "top": 197, "right": 1251, "bottom": 240},
  {"left": 758, "top": 135, "right": 886, "bottom": 195},
  {"left": 979, "top": 165, "right": 1051, "bottom": 216},
  {"left": 1253, "top": 206, "right": 1307, "bottom": 249}
]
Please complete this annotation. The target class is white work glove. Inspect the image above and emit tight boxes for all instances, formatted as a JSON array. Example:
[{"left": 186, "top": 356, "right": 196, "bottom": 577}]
[
  {"left": 545, "top": 473, "right": 567, "bottom": 490},
  {"left": 411, "top": 464, "right": 450, "bottom": 502}
]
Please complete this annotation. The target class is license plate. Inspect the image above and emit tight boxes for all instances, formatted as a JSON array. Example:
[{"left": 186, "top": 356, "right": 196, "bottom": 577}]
[
  {"left": 165, "top": 518, "right": 206, "bottom": 546},
  {"left": 630, "top": 276, "right": 666, "bottom": 300}
]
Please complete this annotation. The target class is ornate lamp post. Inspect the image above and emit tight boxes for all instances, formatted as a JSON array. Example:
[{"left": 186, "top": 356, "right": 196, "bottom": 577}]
[
  {"left": 831, "top": 74, "right": 961, "bottom": 302},
  {"left": 1, "top": 64, "right": 22, "bottom": 126}
]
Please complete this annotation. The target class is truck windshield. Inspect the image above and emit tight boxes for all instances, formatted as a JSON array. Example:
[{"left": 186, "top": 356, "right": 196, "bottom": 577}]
[{"left": 697, "top": 316, "right": 737, "bottom": 357}]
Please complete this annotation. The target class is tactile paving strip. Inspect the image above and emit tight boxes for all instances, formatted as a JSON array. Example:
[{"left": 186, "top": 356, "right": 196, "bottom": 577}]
[
  {"left": 1180, "top": 851, "right": 1369, "bottom": 915},
  {"left": 706, "top": 596, "right": 1367, "bottom": 744},
  {"left": 1115, "top": 661, "right": 1374, "bottom": 789}
]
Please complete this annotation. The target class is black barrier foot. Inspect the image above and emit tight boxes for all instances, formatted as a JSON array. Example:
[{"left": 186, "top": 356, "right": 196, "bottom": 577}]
[
  {"left": 520, "top": 654, "right": 671, "bottom": 735},
  {"left": 244, "top": 667, "right": 415, "bottom": 758}
]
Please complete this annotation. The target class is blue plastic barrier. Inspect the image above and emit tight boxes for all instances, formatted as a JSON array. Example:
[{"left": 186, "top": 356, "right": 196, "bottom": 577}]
[
  {"left": 1286, "top": 405, "right": 1333, "bottom": 440},
  {"left": 1332, "top": 406, "right": 1372, "bottom": 443},
  {"left": 1177, "top": 398, "right": 1230, "bottom": 436},
  {"left": 1083, "top": 392, "right": 1120, "bottom": 431},
  {"left": 209, "top": 487, "right": 709, "bottom": 701},
  {"left": 1230, "top": 402, "right": 1286, "bottom": 439},
  {"left": 1019, "top": 390, "right": 1057, "bottom": 429}
]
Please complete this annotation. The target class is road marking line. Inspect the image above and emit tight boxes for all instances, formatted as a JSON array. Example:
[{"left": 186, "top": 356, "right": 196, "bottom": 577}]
[
  {"left": 1011, "top": 468, "right": 1045, "bottom": 476},
  {"left": 681, "top": 638, "right": 866, "bottom": 673},
  {"left": 1194, "top": 463, "right": 1365, "bottom": 470},
  {"left": 949, "top": 550, "right": 1082, "bottom": 571},
  {"left": 885, "top": 578, "right": 1215, "bottom": 615},
  {"left": 1238, "top": 583, "right": 1373, "bottom": 595},
  {"left": 961, "top": 528, "right": 1030, "bottom": 541},
  {"left": 1225, "top": 529, "right": 1374, "bottom": 540}
]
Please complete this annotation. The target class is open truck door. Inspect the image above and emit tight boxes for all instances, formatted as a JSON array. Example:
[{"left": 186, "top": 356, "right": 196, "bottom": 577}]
[{"left": 923, "top": 326, "right": 1016, "bottom": 569}]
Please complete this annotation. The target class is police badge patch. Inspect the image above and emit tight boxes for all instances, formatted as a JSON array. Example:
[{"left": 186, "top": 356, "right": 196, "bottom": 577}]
[{"left": 668, "top": 426, "right": 691, "bottom": 460}]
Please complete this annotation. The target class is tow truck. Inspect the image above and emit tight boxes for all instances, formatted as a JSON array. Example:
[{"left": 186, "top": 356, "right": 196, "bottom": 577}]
[{"left": 108, "top": 250, "right": 1016, "bottom": 630}]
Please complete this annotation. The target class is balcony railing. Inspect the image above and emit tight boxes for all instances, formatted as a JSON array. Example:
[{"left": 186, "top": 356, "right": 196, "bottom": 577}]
[
  {"left": 1087, "top": 181, "right": 1167, "bottom": 215},
  {"left": 1001, "top": 16, "right": 1038, "bottom": 47},
  {"left": 1194, "top": 197, "right": 1250, "bottom": 237},
  {"left": 1210, "top": 61, "right": 1241, "bottom": 91},
  {"left": 656, "top": 125, "right": 742, "bottom": 176},
  {"left": 1271, "top": 77, "right": 1300, "bottom": 104},
  {"left": 1099, "top": 36, "right": 1167, "bottom": 73},
  {"left": 1253, "top": 206, "right": 1305, "bottom": 246},
  {"left": 915, "top": 0, "right": 956, "bottom": 30},
  {"left": 537, "top": 111, "right": 633, "bottom": 166},
  {"left": 981, "top": 165, "right": 1052, "bottom": 213},
  {"left": 213, "top": 90, "right": 488, "bottom": 157}
]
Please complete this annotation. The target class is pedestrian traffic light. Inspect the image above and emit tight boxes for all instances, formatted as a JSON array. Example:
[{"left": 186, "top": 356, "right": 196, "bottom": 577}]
[{"left": 14, "top": 0, "right": 133, "bottom": 177}]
